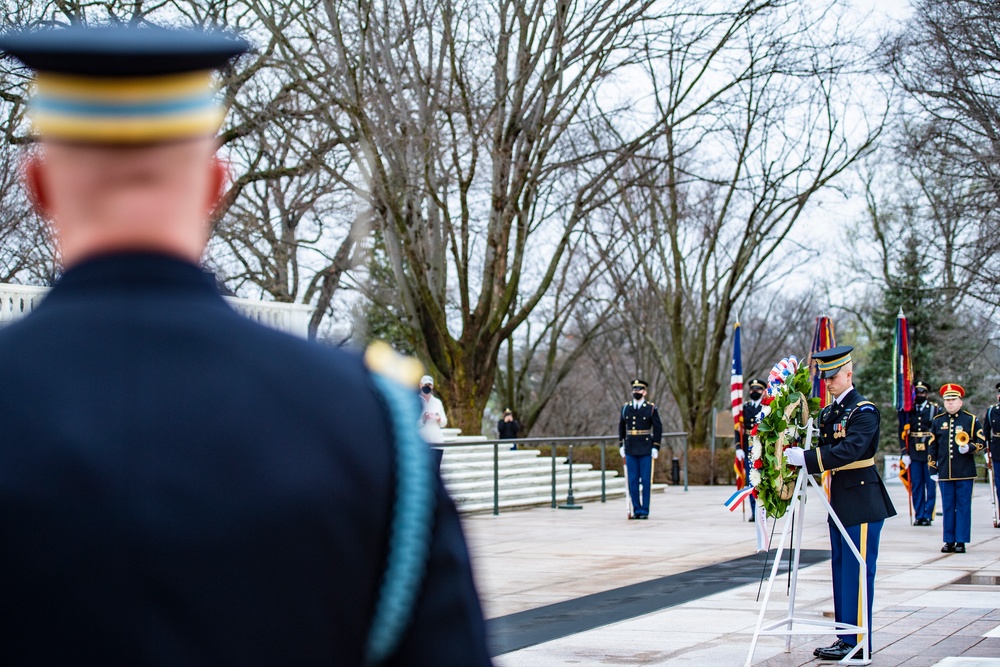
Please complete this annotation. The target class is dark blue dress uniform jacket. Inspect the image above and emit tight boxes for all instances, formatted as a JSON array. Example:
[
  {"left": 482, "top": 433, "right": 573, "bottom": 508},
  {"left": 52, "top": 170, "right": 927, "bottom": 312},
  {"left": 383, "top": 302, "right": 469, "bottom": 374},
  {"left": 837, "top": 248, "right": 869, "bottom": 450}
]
[
  {"left": 0, "top": 254, "right": 491, "bottom": 666},
  {"left": 618, "top": 402, "right": 663, "bottom": 457},
  {"left": 899, "top": 400, "right": 939, "bottom": 462},
  {"left": 983, "top": 404, "right": 1000, "bottom": 461},
  {"left": 929, "top": 409, "right": 986, "bottom": 480},
  {"left": 802, "top": 388, "right": 896, "bottom": 527}
]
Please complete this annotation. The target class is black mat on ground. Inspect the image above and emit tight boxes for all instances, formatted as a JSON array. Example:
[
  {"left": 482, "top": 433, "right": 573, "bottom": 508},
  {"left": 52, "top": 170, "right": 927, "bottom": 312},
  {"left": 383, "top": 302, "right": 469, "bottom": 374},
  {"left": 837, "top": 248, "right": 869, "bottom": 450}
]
[{"left": 486, "top": 548, "right": 830, "bottom": 656}]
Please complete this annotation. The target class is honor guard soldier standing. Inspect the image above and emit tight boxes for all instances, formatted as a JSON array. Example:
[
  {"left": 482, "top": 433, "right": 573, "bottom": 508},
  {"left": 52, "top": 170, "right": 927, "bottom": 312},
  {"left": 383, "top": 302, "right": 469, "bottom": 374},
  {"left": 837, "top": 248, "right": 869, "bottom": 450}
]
[
  {"left": 930, "top": 383, "right": 986, "bottom": 552},
  {"left": 618, "top": 380, "right": 663, "bottom": 519},
  {"left": 0, "top": 25, "right": 490, "bottom": 665},
  {"left": 983, "top": 382, "right": 1000, "bottom": 526},
  {"left": 735, "top": 378, "right": 766, "bottom": 519},
  {"left": 900, "top": 380, "right": 940, "bottom": 526},
  {"left": 783, "top": 346, "right": 896, "bottom": 662}
]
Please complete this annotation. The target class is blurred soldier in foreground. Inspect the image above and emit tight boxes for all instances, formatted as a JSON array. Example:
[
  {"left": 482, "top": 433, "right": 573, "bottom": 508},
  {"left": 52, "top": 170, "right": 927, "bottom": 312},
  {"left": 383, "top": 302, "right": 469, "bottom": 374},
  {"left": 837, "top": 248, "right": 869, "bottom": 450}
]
[
  {"left": 982, "top": 381, "right": 1000, "bottom": 527},
  {"left": 783, "top": 346, "right": 896, "bottom": 662},
  {"left": 618, "top": 379, "right": 663, "bottom": 519},
  {"left": 899, "top": 380, "right": 939, "bottom": 525},
  {"left": 0, "top": 25, "right": 490, "bottom": 665},
  {"left": 930, "top": 383, "right": 986, "bottom": 553}
]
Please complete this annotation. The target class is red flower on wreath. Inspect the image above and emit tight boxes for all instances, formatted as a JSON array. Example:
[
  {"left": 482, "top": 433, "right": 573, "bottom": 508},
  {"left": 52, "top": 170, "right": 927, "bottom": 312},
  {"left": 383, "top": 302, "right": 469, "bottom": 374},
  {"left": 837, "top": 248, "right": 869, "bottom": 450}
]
[
  {"left": 761, "top": 395, "right": 774, "bottom": 406},
  {"left": 750, "top": 424, "right": 759, "bottom": 436},
  {"left": 753, "top": 458, "right": 763, "bottom": 469}
]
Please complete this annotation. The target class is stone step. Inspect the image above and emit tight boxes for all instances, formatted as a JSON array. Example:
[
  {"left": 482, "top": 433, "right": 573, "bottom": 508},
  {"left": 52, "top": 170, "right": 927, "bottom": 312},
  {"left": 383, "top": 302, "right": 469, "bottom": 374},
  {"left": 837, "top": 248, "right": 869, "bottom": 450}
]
[
  {"left": 456, "top": 485, "right": 667, "bottom": 515},
  {"left": 446, "top": 476, "right": 650, "bottom": 505},
  {"left": 434, "top": 438, "right": 655, "bottom": 515},
  {"left": 443, "top": 469, "right": 617, "bottom": 493},
  {"left": 440, "top": 462, "right": 598, "bottom": 480}
]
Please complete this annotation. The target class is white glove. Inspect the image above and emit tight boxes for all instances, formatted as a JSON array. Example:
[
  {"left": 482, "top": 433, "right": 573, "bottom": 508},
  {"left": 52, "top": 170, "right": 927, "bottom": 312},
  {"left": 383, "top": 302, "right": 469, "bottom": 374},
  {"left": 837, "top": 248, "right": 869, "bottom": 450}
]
[
  {"left": 619, "top": 446, "right": 625, "bottom": 458},
  {"left": 651, "top": 449, "right": 659, "bottom": 460},
  {"left": 783, "top": 446, "right": 805, "bottom": 467},
  {"left": 930, "top": 474, "right": 939, "bottom": 482},
  {"left": 736, "top": 449, "right": 745, "bottom": 461},
  {"left": 958, "top": 444, "right": 969, "bottom": 455},
  {"left": 902, "top": 455, "right": 911, "bottom": 466}
]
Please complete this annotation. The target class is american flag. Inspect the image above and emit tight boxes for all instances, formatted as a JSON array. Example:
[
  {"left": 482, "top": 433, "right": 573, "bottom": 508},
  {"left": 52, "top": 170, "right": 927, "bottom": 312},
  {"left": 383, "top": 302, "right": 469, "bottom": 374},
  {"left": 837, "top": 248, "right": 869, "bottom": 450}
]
[{"left": 731, "top": 322, "right": 745, "bottom": 489}]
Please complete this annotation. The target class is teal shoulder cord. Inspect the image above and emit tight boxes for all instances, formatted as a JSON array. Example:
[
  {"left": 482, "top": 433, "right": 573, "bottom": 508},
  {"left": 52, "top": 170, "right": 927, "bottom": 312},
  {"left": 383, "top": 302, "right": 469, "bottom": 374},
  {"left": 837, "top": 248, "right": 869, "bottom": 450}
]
[{"left": 364, "top": 373, "right": 436, "bottom": 666}]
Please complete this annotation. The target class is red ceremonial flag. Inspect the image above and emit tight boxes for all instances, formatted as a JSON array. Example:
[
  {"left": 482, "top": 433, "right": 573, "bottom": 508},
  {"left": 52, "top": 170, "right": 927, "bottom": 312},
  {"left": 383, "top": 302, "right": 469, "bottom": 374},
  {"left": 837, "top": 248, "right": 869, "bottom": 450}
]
[
  {"left": 808, "top": 316, "right": 836, "bottom": 408},
  {"left": 809, "top": 316, "right": 835, "bottom": 498}
]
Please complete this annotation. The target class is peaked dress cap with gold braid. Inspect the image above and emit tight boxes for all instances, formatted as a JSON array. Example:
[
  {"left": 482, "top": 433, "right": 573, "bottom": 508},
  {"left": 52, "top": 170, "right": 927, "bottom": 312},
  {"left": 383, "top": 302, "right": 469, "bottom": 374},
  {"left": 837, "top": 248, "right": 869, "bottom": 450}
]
[
  {"left": 812, "top": 345, "right": 853, "bottom": 379},
  {"left": 939, "top": 383, "right": 965, "bottom": 399},
  {"left": 0, "top": 25, "right": 249, "bottom": 143}
]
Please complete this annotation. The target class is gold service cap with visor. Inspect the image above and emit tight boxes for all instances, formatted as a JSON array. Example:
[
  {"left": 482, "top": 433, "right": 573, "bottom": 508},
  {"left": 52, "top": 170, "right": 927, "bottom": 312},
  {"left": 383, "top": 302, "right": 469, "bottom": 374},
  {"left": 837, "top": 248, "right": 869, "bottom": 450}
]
[{"left": 0, "top": 25, "right": 249, "bottom": 143}]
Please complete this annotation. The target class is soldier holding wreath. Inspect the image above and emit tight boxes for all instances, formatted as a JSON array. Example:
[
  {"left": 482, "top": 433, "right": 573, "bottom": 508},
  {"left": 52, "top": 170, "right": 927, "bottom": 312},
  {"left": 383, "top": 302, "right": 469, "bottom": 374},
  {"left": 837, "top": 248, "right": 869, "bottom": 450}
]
[{"left": 783, "top": 345, "right": 896, "bottom": 662}]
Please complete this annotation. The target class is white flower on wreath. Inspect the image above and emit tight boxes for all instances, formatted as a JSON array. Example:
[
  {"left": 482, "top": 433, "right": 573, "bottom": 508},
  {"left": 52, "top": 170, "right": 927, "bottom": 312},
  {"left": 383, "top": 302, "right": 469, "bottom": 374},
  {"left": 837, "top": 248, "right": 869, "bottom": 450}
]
[
  {"left": 751, "top": 439, "right": 762, "bottom": 459},
  {"left": 749, "top": 469, "right": 762, "bottom": 486}
]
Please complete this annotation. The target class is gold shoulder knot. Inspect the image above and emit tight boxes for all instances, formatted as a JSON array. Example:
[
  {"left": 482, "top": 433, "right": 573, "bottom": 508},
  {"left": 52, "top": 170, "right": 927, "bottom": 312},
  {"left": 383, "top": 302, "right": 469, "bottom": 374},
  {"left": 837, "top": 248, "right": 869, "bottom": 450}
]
[{"left": 364, "top": 340, "right": 425, "bottom": 388}]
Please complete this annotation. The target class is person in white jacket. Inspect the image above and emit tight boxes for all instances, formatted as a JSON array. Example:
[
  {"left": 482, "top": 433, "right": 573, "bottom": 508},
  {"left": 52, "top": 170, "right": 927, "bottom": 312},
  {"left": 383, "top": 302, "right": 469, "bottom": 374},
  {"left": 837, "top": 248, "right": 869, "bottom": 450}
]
[{"left": 418, "top": 375, "right": 448, "bottom": 444}]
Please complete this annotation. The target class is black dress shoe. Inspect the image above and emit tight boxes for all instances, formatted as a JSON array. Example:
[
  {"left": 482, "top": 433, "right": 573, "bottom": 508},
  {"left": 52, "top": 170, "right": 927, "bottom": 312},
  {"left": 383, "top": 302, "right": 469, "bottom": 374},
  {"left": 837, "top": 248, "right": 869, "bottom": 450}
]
[
  {"left": 748, "top": 515, "right": 755, "bottom": 522},
  {"left": 816, "top": 642, "right": 856, "bottom": 660},
  {"left": 638, "top": 515, "right": 648, "bottom": 520},
  {"left": 954, "top": 542, "right": 966, "bottom": 553},
  {"left": 941, "top": 542, "right": 955, "bottom": 553},
  {"left": 813, "top": 639, "right": 848, "bottom": 657}
]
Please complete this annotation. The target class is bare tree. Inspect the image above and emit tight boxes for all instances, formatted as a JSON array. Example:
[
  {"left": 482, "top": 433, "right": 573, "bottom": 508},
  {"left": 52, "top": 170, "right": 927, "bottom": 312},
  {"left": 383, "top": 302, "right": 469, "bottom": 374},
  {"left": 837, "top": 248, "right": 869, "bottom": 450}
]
[
  {"left": 883, "top": 0, "right": 1000, "bottom": 303},
  {"left": 0, "top": 1, "right": 366, "bottom": 337},
  {"left": 598, "top": 0, "right": 883, "bottom": 448}
]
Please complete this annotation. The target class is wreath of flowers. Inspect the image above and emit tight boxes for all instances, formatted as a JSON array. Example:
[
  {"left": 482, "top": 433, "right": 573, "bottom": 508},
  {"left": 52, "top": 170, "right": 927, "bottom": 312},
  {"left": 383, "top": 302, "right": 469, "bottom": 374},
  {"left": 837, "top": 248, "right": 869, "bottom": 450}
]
[{"left": 747, "top": 358, "right": 820, "bottom": 519}]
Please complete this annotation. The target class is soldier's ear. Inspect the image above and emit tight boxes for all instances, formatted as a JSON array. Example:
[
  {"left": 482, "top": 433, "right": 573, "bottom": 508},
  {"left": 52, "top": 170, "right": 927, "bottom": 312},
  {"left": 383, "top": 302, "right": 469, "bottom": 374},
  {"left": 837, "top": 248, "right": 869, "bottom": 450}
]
[
  {"left": 207, "top": 156, "right": 230, "bottom": 214},
  {"left": 22, "top": 152, "right": 51, "bottom": 220}
]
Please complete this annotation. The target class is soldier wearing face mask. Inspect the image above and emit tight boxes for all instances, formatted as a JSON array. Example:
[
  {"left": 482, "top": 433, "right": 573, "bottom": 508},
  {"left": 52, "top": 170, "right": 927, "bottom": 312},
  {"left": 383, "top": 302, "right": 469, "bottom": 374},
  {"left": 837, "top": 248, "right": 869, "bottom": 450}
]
[
  {"left": 618, "top": 380, "right": 663, "bottom": 519},
  {"left": 899, "top": 380, "right": 940, "bottom": 526},
  {"left": 982, "top": 381, "right": 1000, "bottom": 526},
  {"left": 735, "top": 378, "right": 766, "bottom": 520},
  {"left": 418, "top": 375, "right": 448, "bottom": 444}
]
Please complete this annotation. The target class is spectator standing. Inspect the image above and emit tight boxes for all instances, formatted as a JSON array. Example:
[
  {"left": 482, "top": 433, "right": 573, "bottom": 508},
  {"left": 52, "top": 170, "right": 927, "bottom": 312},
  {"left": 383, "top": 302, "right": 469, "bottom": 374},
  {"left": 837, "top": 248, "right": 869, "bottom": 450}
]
[
  {"left": 419, "top": 374, "right": 448, "bottom": 444},
  {"left": 498, "top": 408, "right": 521, "bottom": 450}
]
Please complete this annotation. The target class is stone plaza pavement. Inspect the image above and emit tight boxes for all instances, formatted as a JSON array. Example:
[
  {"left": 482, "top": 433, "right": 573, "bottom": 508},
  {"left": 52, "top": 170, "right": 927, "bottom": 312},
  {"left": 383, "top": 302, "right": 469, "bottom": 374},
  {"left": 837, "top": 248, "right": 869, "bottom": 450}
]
[{"left": 461, "top": 480, "right": 1000, "bottom": 666}]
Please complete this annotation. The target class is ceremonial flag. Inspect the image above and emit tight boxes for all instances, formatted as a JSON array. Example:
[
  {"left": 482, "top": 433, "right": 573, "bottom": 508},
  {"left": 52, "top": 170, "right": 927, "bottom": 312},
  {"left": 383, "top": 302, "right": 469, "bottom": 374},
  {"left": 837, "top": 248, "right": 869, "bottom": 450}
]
[
  {"left": 724, "top": 486, "right": 755, "bottom": 511},
  {"left": 895, "top": 308, "right": 914, "bottom": 500},
  {"left": 731, "top": 323, "right": 746, "bottom": 489},
  {"left": 808, "top": 316, "right": 835, "bottom": 499},
  {"left": 808, "top": 316, "right": 836, "bottom": 408},
  {"left": 893, "top": 308, "right": 914, "bottom": 412}
]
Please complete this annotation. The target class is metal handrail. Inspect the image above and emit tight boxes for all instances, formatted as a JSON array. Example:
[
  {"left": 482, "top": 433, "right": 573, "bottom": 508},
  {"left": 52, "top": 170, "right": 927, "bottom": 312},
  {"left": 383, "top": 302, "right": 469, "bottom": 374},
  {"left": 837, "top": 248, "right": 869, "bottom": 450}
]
[{"left": 435, "top": 432, "right": 688, "bottom": 515}]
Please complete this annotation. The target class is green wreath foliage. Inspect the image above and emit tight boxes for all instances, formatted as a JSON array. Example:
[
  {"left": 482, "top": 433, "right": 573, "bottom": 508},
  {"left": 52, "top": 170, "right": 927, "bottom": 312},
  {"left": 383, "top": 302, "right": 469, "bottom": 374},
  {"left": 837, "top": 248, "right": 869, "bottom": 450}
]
[{"left": 748, "top": 364, "right": 820, "bottom": 519}]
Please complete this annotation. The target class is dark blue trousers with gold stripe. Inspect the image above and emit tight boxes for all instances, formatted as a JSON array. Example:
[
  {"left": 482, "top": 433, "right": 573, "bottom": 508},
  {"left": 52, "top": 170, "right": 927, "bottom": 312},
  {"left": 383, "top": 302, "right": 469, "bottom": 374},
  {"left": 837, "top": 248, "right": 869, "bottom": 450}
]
[
  {"left": 939, "top": 479, "right": 973, "bottom": 544},
  {"left": 830, "top": 519, "right": 883, "bottom": 650}
]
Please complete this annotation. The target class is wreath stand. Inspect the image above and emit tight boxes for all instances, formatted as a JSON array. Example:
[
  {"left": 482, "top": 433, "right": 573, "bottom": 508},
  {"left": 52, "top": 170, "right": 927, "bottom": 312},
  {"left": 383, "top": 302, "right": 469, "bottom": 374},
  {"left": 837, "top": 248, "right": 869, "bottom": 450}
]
[{"left": 744, "top": 419, "right": 871, "bottom": 666}]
